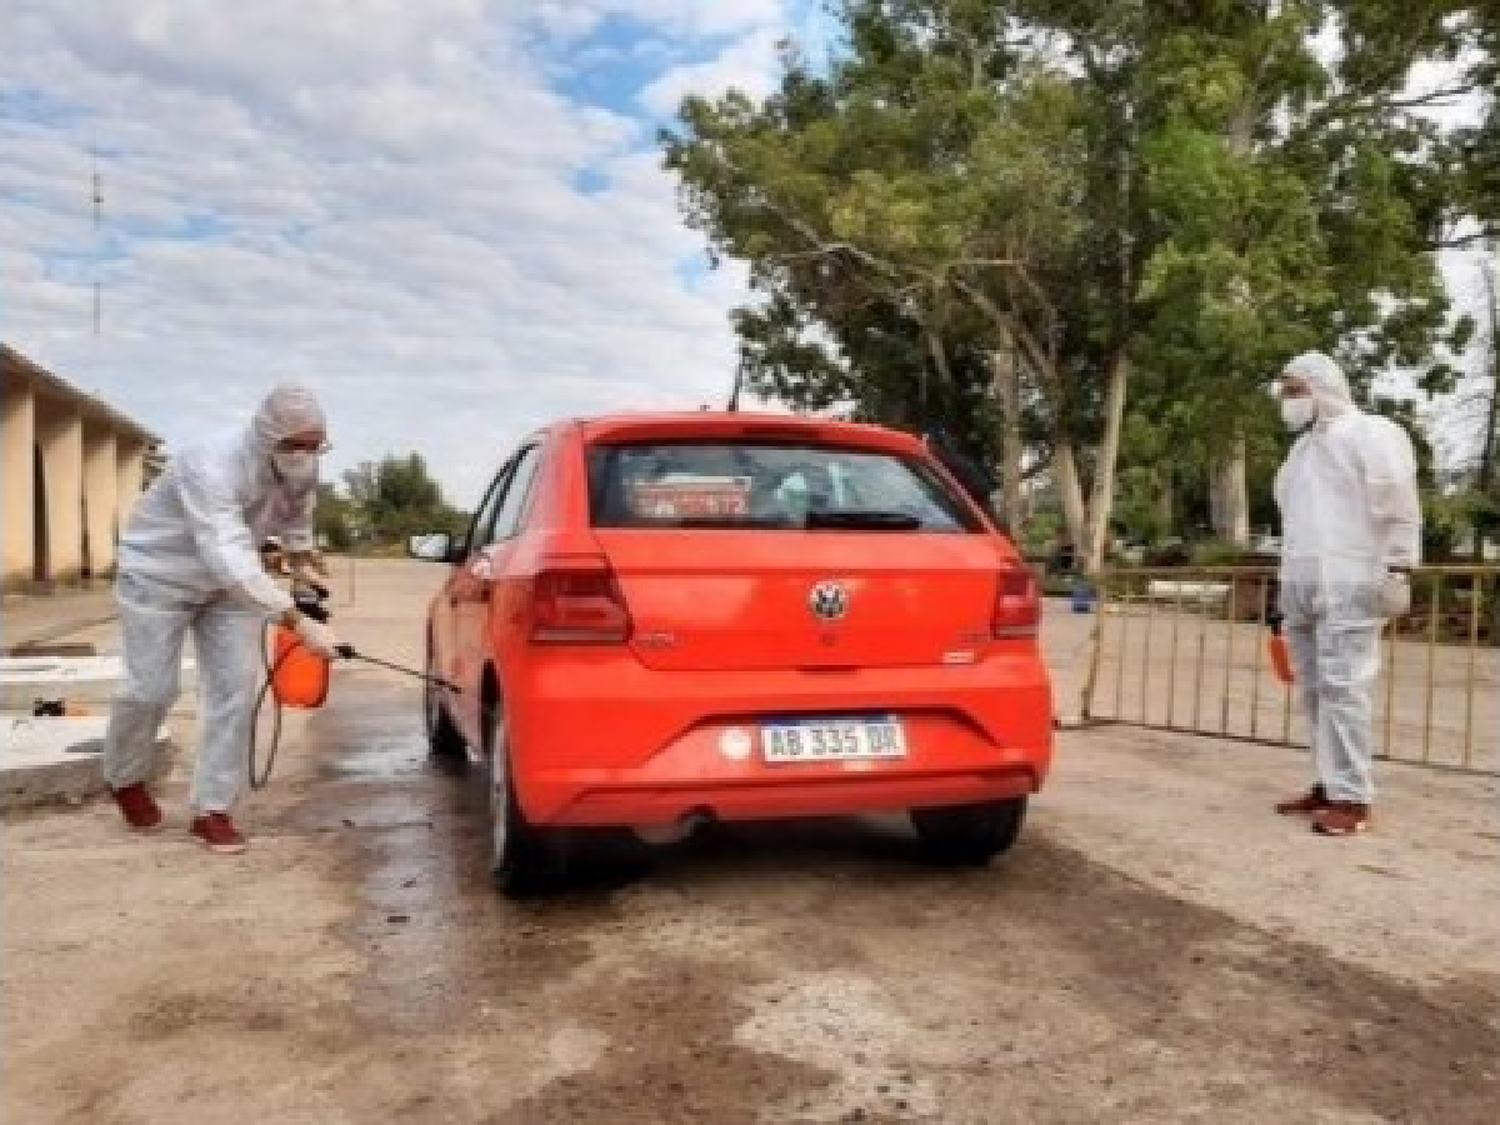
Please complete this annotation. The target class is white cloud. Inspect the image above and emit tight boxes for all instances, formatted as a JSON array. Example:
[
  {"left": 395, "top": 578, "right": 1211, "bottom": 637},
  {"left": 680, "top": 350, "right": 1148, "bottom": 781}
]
[
  {"left": 531, "top": 0, "right": 785, "bottom": 43},
  {"left": 639, "top": 28, "right": 786, "bottom": 117},
  {"left": 1, "top": 1, "right": 799, "bottom": 505}
]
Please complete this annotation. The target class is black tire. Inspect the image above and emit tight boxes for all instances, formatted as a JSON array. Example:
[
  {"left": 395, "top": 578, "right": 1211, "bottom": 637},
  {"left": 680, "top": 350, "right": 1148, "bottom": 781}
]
[
  {"left": 485, "top": 708, "right": 568, "bottom": 898},
  {"left": 424, "top": 636, "right": 465, "bottom": 762},
  {"left": 911, "top": 796, "right": 1028, "bottom": 867}
]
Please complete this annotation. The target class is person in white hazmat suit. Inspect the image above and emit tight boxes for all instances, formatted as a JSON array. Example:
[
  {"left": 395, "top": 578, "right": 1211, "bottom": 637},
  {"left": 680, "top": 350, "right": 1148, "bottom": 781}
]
[
  {"left": 1271, "top": 352, "right": 1421, "bottom": 836},
  {"left": 103, "top": 385, "right": 341, "bottom": 853}
]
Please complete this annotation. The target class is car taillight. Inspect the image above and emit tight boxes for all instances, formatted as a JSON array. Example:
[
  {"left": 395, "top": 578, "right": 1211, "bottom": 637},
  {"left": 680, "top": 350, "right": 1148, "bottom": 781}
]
[
  {"left": 530, "top": 564, "right": 632, "bottom": 644},
  {"left": 992, "top": 568, "right": 1040, "bottom": 639}
]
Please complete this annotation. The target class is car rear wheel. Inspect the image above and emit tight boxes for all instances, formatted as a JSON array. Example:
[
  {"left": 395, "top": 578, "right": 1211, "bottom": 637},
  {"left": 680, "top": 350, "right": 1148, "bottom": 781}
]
[
  {"left": 485, "top": 709, "right": 567, "bottom": 897},
  {"left": 424, "top": 636, "right": 465, "bottom": 762},
  {"left": 911, "top": 796, "right": 1027, "bottom": 866}
]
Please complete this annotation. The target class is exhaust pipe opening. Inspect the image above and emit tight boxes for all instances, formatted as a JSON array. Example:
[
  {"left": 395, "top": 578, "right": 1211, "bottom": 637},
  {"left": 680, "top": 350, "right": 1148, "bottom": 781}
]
[{"left": 632, "top": 806, "right": 716, "bottom": 846}]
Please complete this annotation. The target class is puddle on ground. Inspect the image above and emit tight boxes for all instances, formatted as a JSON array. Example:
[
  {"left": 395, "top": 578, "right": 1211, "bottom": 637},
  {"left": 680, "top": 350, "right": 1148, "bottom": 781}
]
[{"left": 278, "top": 679, "right": 608, "bottom": 1032}]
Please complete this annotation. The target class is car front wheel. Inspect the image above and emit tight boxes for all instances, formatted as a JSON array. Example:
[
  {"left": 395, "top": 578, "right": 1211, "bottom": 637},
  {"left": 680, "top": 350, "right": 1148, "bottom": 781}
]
[
  {"left": 424, "top": 635, "right": 465, "bottom": 762},
  {"left": 911, "top": 796, "right": 1028, "bottom": 866}
]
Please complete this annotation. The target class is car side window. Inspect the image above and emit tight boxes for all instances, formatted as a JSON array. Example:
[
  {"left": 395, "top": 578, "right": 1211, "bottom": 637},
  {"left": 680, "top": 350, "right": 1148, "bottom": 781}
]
[
  {"left": 464, "top": 464, "right": 513, "bottom": 557},
  {"left": 486, "top": 445, "right": 541, "bottom": 545}
]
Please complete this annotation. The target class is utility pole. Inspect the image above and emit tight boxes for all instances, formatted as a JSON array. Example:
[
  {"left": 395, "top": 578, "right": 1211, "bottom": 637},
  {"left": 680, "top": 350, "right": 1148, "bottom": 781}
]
[{"left": 90, "top": 149, "right": 103, "bottom": 335}]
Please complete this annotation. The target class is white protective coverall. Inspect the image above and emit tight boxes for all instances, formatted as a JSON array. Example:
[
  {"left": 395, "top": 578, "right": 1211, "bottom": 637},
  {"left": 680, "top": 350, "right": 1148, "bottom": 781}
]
[
  {"left": 1274, "top": 352, "right": 1421, "bottom": 805},
  {"left": 102, "top": 386, "right": 325, "bottom": 812}
]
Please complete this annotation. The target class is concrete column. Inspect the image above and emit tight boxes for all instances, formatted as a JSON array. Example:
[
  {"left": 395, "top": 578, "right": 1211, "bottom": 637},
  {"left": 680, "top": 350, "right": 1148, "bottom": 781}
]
[
  {"left": 117, "top": 440, "right": 147, "bottom": 523},
  {"left": 83, "top": 422, "right": 119, "bottom": 578},
  {"left": 35, "top": 397, "right": 85, "bottom": 586},
  {"left": 1, "top": 381, "right": 36, "bottom": 590}
]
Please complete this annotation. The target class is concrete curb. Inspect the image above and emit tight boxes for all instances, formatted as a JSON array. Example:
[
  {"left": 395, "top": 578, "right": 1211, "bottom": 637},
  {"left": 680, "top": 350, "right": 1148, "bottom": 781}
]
[
  {"left": 1, "top": 715, "right": 173, "bottom": 813},
  {"left": 0, "top": 654, "right": 198, "bottom": 711},
  {"left": 0, "top": 611, "right": 119, "bottom": 655}
]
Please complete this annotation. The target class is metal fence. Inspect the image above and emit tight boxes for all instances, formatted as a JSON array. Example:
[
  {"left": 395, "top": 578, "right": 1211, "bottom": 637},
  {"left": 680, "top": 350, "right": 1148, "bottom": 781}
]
[{"left": 1080, "top": 566, "right": 1500, "bottom": 775}]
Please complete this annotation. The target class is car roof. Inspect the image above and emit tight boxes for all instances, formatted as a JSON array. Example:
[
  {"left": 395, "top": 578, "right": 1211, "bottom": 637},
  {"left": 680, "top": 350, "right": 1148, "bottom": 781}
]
[{"left": 564, "top": 411, "right": 925, "bottom": 455}]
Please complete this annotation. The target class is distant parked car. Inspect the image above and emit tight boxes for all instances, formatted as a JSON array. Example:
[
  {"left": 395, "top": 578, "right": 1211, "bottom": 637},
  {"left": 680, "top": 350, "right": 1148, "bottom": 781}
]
[
  {"left": 411, "top": 412, "right": 1054, "bottom": 894},
  {"left": 1252, "top": 534, "right": 1282, "bottom": 556}
]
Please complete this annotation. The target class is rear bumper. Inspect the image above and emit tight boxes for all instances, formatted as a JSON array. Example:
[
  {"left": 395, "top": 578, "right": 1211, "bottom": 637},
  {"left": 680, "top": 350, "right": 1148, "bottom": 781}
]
[
  {"left": 539, "top": 763, "right": 1039, "bottom": 826},
  {"left": 504, "top": 652, "right": 1053, "bottom": 826}
]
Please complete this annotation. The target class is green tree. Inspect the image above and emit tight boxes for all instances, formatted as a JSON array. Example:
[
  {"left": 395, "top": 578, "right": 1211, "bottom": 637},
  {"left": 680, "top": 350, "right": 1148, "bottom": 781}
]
[
  {"left": 313, "top": 483, "right": 356, "bottom": 553},
  {"left": 665, "top": 10, "right": 1101, "bottom": 544},
  {"left": 663, "top": 0, "right": 1485, "bottom": 571},
  {"left": 339, "top": 453, "right": 465, "bottom": 550}
]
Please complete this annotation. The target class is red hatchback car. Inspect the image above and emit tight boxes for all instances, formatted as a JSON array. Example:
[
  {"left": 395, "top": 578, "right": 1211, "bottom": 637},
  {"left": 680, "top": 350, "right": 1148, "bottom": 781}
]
[{"left": 414, "top": 412, "right": 1053, "bottom": 893}]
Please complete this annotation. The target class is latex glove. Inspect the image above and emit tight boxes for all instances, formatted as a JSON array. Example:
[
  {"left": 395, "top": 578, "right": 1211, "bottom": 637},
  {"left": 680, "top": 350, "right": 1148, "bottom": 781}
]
[
  {"left": 259, "top": 543, "right": 288, "bottom": 576},
  {"left": 1378, "top": 571, "right": 1412, "bottom": 619},
  {"left": 293, "top": 615, "right": 341, "bottom": 660},
  {"left": 289, "top": 550, "right": 329, "bottom": 587}
]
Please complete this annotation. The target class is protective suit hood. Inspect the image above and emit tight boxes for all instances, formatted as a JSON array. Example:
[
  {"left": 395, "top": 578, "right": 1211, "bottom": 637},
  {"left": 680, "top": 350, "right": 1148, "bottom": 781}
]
[
  {"left": 250, "top": 384, "right": 325, "bottom": 453},
  {"left": 1282, "top": 351, "right": 1355, "bottom": 426}
]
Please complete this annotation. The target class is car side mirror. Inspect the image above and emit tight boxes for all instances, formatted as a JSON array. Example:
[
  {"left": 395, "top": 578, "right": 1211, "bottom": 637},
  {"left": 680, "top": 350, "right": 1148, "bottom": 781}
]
[{"left": 408, "top": 532, "right": 456, "bottom": 563}]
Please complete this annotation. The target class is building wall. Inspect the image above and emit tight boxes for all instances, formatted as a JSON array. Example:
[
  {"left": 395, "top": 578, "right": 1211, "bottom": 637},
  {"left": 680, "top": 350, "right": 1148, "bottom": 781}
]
[
  {"left": 117, "top": 440, "right": 147, "bottom": 524},
  {"left": 35, "top": 395, "right": 85, "bottom": 585},
  {"left": 1, "top": 380, "right": 36, "bottom": 586},
  {"left": 1, "top": 352, "right": 157, "bottom": 593},
  {"left": 83, "top": 423, "right": 119, "bottom": 577}
]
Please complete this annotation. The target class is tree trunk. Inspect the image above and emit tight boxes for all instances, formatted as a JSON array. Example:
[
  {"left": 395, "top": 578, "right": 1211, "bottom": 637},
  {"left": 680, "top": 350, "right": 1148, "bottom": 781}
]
[
  {"left": 1054, "top": 438, "right": 1088, "bottom": 568},
  {"left": 1476, "top": 259, "right": 1498, "bottom": 563},
  {"left": 1478, "top": 381, "right": 1498, "bottom": 563},
  {"left": 1209, "top": 436, "right": 1250, "bottom": 547},
  {"left": 1208, "top": 459, "right": 1224, "bottom": 539},
  {"left": 990, "top": 338, "right": 1024, "bottom": 532},
  {"left": 1083, "top": 350, "right": 1130, "bottom": 575},
  {"left": 1228, "top": 436, "right": 1249, "bottom": 546},
  {"left": 1209, "top": 91, "right": 1256, "bottom": 552},
  {"left": 925, "top": 326, "right": 955, "bottom": 392},
  {"left": 1157, "top": 464, "right": 1174, "bottom": 536}
]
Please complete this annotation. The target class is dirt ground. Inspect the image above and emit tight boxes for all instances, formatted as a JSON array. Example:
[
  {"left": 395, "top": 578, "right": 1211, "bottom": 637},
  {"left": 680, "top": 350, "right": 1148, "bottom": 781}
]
[{"left": 3, "top": 560, "right": 1497, "bottom": 1124}]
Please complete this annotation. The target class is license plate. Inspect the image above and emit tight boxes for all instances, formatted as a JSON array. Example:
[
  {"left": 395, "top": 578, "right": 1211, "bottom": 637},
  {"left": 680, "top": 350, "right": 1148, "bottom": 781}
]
[{"left": 760, "top": 716, "right": 907, "bottom": 762}]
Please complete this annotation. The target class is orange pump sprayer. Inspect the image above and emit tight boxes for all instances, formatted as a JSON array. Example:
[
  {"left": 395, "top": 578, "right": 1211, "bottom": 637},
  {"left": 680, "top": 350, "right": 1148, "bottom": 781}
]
[
  {"left": 1268, "top": 616, "right": 1295, "bottom": 686},
  {"left": 269, "top": 625, "right": 331, "bottom": 709},
  {"left": 249, "top": 624, "right": 331, "bottom": 791},
  {"left": 251, "top": 602, "right": 461, "bottom": 790}
]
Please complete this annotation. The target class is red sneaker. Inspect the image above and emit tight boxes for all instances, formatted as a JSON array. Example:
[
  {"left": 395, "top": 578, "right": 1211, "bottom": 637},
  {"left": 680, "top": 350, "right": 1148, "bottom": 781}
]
[
  {"left": 1313, "top": 802, "right": 1371, "bottom": 836},
  {"left": 1275, "top": 784, "right": 1331, "bottom": 816},
  {"left": 190, "top": 813, "right": 248, "bottom": 854},
  {"left": 110, "top": 784, "right": 163, "bottom": 831}
]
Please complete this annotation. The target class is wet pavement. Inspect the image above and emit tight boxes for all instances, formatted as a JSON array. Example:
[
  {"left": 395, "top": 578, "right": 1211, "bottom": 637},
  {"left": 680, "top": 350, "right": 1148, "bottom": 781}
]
[{"left": 3, "top": 561, "right": 1498, "bottom": 1123}]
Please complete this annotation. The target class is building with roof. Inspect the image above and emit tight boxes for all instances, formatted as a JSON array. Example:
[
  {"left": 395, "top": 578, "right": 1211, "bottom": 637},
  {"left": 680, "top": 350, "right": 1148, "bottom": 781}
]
[{"left": 2, "top": 343, "right": 160, "bottom": 592}]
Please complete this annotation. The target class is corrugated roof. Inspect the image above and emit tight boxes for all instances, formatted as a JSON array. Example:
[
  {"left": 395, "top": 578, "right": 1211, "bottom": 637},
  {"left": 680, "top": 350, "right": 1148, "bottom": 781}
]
[{"left": 1, "top": 342, "right": 160, "bottom": 446}]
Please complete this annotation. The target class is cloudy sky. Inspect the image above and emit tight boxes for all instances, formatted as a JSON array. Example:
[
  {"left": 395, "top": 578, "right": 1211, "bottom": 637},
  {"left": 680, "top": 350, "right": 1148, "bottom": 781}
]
[
  {"left": 1, "top": 1, "right": 825, "bottom": 506},
  {"left": 3, "top": 3, "right": 1490, "bottom": 507}
]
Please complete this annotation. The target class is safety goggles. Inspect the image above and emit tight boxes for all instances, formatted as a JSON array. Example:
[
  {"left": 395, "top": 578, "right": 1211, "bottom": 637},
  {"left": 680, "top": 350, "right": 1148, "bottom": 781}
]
[{"left": 277, "top": 437, "right": 332, "bottom": 454}]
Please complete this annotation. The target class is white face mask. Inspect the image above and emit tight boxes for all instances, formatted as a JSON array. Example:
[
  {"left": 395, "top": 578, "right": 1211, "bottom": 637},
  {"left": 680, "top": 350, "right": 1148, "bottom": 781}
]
[
  {"left": 272, "top": 449, "right": 320, "bottom": 482},
  {"left": 1281, "top": 397, "right": 1316, "bottom": 432}
]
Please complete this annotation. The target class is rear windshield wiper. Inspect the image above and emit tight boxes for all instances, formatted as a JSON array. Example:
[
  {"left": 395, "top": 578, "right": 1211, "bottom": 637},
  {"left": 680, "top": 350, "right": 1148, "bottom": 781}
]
[{"left": 805, "top": 510, "right": 923, "bottom": 531}]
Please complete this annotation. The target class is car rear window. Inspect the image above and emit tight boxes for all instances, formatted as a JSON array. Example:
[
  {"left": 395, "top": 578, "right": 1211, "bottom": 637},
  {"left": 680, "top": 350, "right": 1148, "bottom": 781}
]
[{"left": 586, "top": 442, "right": 981, "bottom": 532}]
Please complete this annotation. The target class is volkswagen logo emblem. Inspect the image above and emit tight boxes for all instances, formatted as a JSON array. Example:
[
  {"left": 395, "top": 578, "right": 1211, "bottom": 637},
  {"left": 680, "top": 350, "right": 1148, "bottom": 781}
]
[{"left": 808, "top": 580, "right": 850, "bottom": 621}]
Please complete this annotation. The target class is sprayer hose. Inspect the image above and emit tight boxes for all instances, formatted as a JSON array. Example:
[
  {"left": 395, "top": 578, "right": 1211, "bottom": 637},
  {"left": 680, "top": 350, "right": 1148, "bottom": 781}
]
[{"left": 248, "top": 630, "right": 295, "bottom": 791}]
